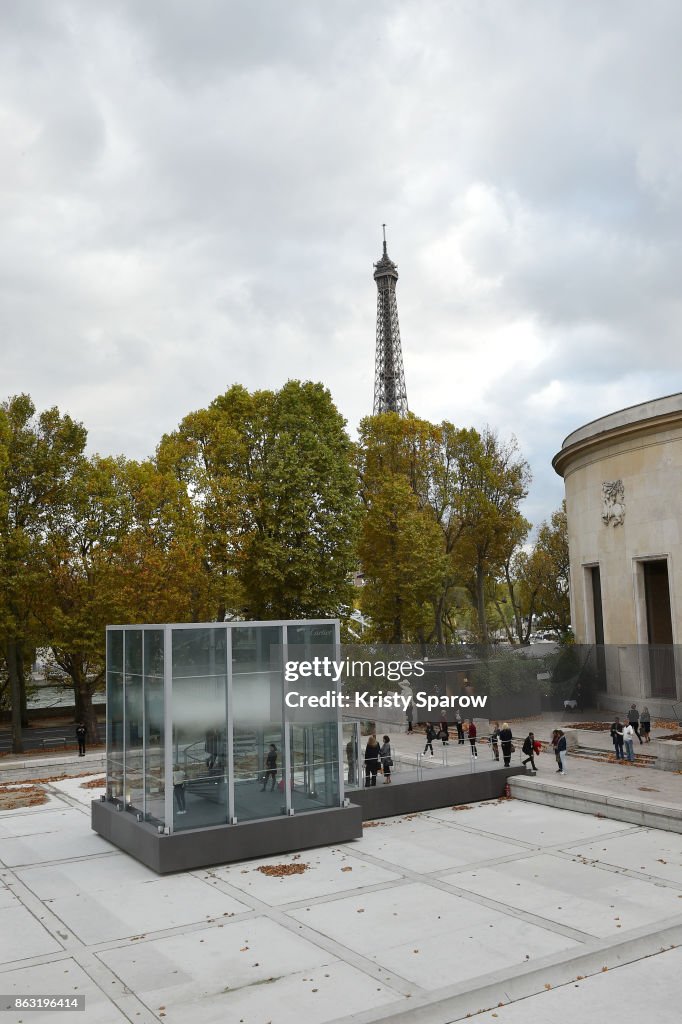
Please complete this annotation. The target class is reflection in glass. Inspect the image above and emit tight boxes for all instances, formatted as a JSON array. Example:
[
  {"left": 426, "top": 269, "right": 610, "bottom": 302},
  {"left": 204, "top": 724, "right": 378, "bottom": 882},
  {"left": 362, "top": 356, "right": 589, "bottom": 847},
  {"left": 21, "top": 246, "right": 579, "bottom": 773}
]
[
  {"left": 106, "top": 630, "right": 124, "bottom": 800},
  {"left": 144, "top": 630, "right": 165, "bottom": 825},
  {"left": 232, "top": 626, "right": 284, "bottom": 822},
  {"left": 171, "top": 628, "right": 228, "bottom": 832},
  {"left": 124, "top": 629, "right": 144, "bottom": 812}
]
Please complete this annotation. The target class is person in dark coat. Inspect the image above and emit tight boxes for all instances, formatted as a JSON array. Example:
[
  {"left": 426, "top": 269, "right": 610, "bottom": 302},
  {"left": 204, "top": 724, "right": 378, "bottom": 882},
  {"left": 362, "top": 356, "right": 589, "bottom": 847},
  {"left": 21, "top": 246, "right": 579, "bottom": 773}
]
[
  {"left": 467, "top": 720, "right": 478, "bottom": 756},
  {"left": 261, "top": 744, "right": 277, "bottom": 791},
  {"left": 380, "top": 735, "right": 392, "bottom": 783},
  {"left": 455, "top": 712, "right": 465, "bottom": 744},
  {"left": 423, "top": 723, "right": 437, "bottom": 756},
  {"left": 406, "top": 703, "right": 414, "bottom": 733},
  {"left": 610, "top": 718, "right": 624, "bottom": 760},
  {"left": 640, "top": 706, "right": 651, "bottom": 743},
  {"left": 364, "top": 735, "right": 381, "bottom": 786},
  {"left": 556, "top": 731, "right": 567, "bottom": 774},
  {"left": 521, "top": 732, "right": 537, "bottom": 771},
  {"left": 75, "top": 722, "right": 86, "bottom": 756},
  {"left": 499, "top": 723, "right": 513, "bottom": 766}
]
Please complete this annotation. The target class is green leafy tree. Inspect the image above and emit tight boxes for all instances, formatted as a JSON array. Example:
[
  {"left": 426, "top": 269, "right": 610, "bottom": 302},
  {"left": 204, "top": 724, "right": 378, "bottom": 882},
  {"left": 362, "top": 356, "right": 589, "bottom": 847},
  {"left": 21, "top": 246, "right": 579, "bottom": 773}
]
[
  {"left": 357, "top": 414, "right": 448, "bottom": 643},
  {"left": 0, "top": 395, "right": 87, "bottom": 753},
  {"left": 158, "top": 381, "right": 360, "bottom": 620},
  {"left": 37, "top": 456, "right": 212, "bottom": 742}
]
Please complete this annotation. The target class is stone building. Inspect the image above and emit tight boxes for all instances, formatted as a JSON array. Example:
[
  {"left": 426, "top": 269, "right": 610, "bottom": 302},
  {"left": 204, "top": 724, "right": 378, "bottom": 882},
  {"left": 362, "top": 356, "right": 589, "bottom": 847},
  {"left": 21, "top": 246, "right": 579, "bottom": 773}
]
[{"left": 553, "top": 393, "right": 682, "bottom": 714}]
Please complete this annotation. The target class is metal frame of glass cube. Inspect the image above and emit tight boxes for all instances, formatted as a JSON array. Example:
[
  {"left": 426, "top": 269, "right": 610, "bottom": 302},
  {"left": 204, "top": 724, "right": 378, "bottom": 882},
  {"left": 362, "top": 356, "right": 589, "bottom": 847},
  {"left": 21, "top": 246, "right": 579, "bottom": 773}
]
[{"left": 105, "top": 619, "right": 344, "bottom": 834}]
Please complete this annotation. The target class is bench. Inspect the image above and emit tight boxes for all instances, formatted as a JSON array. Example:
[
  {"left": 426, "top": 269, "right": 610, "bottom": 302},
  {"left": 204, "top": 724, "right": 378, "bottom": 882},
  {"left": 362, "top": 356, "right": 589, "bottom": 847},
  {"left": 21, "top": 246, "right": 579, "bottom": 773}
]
[{"left": 41, "top": 737, "right": 67, "bottom": 749}]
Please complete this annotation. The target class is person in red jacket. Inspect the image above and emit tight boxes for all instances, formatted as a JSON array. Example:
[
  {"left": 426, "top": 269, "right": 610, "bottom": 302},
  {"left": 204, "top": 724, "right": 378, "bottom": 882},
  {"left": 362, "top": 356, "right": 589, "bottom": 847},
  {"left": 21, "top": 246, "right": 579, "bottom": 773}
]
[{"left": 467, "top": 719, "right": 478, "bottom": 757}]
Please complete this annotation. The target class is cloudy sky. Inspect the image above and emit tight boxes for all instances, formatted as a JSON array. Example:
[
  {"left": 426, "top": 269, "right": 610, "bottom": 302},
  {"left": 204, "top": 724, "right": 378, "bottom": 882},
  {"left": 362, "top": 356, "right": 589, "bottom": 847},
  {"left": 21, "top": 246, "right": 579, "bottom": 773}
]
[{"left": 2, "top": 1, "right": 682, "bottom": 528}]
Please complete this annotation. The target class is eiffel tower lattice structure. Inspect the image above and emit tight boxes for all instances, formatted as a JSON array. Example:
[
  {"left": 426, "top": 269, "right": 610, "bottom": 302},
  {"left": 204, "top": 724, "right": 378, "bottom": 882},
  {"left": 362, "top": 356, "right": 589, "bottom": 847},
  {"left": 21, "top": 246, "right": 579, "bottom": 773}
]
[{"left": 372, "top": 226, "right": 409, "bottom": 416}]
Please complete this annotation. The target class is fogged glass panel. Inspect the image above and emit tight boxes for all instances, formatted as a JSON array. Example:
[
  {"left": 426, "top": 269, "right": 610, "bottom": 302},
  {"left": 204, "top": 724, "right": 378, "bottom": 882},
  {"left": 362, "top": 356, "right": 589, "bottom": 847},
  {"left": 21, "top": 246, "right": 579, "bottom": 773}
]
[
  {"left": 144, "top": 630, "right": 165, "bottom": 826},
  {"left": 106, "top": 630, "right": 124, "bottom": 800},
  {"left": 171, "top": 628, "right": 228, "bottom": 832},
  {"left": 342, "top": 721, "right": 360, "bottom": 791},
  {"left": 232, "top": 625, "right": 284, "bottom": 822},
  {"left": 124, "top": 629, "right": 144, "bottom": 812},
  {"left": 286, "top": 622, "right": 336, "bottom": 654},
  {"left": 290, "top": 721, "right": 340, "bottom": 813}
]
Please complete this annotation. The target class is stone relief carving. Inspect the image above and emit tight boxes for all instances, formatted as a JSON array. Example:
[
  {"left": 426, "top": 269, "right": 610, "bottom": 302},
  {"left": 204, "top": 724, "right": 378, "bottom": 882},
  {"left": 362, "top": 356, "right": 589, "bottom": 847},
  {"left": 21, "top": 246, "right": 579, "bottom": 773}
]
[{"left": 602, "top": 479, "right": 625, "bottom": 526}]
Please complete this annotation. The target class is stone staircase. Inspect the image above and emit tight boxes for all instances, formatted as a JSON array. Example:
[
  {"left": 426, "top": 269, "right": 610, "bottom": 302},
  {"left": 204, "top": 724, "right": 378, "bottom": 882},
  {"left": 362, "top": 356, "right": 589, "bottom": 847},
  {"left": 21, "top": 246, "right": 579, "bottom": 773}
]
[{"left": 571, "top": 744, "right": 657, "bottom": 767}]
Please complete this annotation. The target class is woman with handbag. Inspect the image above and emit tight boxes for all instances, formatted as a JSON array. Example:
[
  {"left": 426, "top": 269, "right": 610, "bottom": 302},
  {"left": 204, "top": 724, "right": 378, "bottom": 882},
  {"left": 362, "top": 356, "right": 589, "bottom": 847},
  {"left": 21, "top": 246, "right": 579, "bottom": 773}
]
[
  {"left": 380, "top": 735, "right": 393, "bottom": 783},
  {"left": 499, "top": 722, "right": 513, "bottom": 766}
]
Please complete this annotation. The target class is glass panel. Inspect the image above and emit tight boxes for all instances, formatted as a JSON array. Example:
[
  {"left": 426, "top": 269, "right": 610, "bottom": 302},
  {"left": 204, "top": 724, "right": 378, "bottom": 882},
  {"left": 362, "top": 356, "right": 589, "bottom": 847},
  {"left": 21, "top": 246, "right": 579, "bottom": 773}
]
[
  {"left": 123, "top": 629, "right": 144, "bottom": 812},
  {"left": 286, "top": 623, "right": 342, "bottom": 813},
  {"left": 290, "top": 721, "right": 340, "bottom": 812},
  {"left": 342, "top": 721, "right": 360, "bottom": 791},
  {"left": 171, "top": 628, "right": 228, "bottom": 832},
  {"left": 231, "top": 625, "right": 284, "bottom": 822},
  {"left": 106, "top": 630, "right": 124, "bottom": 800},
  {"left": 144, "top": 630, "right": 165, "bottom": 826}
]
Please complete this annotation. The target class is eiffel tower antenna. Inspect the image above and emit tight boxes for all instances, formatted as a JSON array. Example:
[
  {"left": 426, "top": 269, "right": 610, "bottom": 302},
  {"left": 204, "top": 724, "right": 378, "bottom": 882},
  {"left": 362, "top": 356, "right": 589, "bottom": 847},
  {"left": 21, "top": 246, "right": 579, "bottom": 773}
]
[{"left": 373, "top": 227, "right": 409, "bottom": 416}]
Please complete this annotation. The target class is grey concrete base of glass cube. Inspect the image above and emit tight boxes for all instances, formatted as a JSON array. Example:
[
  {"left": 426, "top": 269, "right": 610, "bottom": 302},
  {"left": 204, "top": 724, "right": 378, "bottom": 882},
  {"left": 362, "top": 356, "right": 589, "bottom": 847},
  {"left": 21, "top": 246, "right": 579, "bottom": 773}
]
[
  {"left": 91, "top": 799, "right": 363, "bottom": 874},
  {"left": 351, "top": 766, "right": 526, "bottom": 820}
]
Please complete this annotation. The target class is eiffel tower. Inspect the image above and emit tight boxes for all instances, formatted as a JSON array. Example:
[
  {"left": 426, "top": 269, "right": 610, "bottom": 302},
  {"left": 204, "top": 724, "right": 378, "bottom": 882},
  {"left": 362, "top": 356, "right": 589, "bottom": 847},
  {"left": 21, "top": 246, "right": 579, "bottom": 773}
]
[{"left": 373, "top": 226, "right": 409, "bottom": 416}]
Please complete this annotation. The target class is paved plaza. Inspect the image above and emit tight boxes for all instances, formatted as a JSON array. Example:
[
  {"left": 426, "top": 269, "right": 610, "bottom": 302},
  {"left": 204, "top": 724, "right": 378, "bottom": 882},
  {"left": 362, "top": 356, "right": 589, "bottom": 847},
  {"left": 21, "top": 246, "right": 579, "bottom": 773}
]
[{"left": 1, "top": 763, "right": 682, "bottom": 1024}]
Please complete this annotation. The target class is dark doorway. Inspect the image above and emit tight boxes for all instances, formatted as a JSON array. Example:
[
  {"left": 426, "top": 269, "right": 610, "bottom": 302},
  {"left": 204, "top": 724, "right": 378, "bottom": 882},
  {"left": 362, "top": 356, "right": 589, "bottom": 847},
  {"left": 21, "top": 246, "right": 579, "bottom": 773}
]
[
  {"left": 589, "top": 566, "right": 606, "bottom": 692},
  {"left": 643, "top": 560, "right": 676, "bottom": 698}
]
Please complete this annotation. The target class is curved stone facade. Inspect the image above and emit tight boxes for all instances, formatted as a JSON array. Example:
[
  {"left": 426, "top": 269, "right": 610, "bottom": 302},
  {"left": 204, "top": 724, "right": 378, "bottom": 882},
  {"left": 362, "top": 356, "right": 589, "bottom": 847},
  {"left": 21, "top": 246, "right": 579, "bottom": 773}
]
[{"left": 553, "top": 393, "right": 682, "bottom": 710}]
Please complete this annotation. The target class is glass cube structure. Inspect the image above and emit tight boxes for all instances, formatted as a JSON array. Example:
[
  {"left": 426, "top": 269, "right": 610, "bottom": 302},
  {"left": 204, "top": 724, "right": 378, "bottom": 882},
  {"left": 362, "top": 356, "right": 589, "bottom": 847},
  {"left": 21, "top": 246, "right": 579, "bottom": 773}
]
[{"left": 105, "top": 620, "right": 343, "bottom": 833}]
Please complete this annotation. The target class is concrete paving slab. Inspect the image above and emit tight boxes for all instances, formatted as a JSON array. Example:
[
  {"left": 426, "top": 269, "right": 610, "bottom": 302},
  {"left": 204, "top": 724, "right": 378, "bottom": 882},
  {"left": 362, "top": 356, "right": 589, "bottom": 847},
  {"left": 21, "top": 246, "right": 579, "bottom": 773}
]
[
  {"left": 427, "top": 799, "right": 635, "bottom": 846},
  {"left": 0, "top": 827, "right": 112, "bottom": 868},
  {"left": 568, "top": 828, "right": 682, "bottom": 886},
  {"left": 199, "top": 846, "right": 401, "bottom": 906},
  {"left": 98, "top": 914, "right": 398, "bottom": 1024},
  {"left": 0, "top": 899, "right": 63, "bottom": 961},
  {"left": 0, "top": 806, "right": 79, "bottom": 839},
  {"left": 287, "top": 881, "right": 579, "bottom": 989},
  {"left": 448, "top": 852, "right": 682, "bottom": 938},
  {"left": 0, "top": 959, "right": 130, "bottom": 1024},
  {"left": 49, "top": 776, "right": 105, "bottom": 809},
  {"left": 16, "top": 869, "right": 250, "bottom": 945},
  {"left": 473, "top": 943, "right": 682, "bottom": 1024},
  {"left": 348, "top": 814, "right": 525, "bottom": 873}
]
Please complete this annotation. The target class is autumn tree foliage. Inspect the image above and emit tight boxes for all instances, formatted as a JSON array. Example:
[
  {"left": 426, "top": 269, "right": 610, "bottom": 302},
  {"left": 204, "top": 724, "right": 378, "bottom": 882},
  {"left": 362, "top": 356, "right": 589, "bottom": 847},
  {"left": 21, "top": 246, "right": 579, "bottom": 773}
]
[
  {"left": 0, "top": 395, "right": 87, "bottom": 752},
  {"left": 157, "top": 381, "right": 361, "bottom": 620},
  {"left": 357, "top": 413, "right": 531, "bottom": 644}
]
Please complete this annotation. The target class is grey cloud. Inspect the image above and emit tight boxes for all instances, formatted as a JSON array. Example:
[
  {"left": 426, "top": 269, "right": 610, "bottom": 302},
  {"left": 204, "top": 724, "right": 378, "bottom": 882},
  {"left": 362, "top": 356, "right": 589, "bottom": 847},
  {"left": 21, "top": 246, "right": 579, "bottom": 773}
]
[{"left": 2, "top": 0, "right": 682, "bottom": 525}]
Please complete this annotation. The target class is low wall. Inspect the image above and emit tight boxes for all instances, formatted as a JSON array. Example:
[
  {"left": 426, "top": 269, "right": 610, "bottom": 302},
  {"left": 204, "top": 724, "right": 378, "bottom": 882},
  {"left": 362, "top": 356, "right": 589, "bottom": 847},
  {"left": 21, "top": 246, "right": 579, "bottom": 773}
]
[
  {"left": 351, "top": 766, "right": 525, "bottom": 820},
  {"left": 0, "top": 751, "right": 106, "bottom": 782}
]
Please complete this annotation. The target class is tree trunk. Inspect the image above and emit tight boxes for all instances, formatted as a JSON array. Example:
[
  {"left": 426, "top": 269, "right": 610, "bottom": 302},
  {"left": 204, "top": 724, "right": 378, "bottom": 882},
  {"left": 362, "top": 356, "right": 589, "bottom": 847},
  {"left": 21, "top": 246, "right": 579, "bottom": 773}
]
[
  {"left": 71, "top": 665, "right": 100, "bottom": 745},
  {"left": 475, "top": 563, "right": 489, "bottom": 646},
  {"left": 6, "top": 641, "right": 23, "bottom": 754},
  {"left": 19, "top": 647, "right": 29, "bottom": 728}
]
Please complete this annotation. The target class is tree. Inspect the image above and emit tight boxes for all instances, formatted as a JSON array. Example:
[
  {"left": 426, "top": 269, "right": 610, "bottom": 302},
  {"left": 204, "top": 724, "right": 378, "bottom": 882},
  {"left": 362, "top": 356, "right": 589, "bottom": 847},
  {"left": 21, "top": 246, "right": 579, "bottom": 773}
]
[
  {"left": 357, "top": 414, "right": 448, "bottom": 643},
  {"left": 0, "top": 396, "right": 86, "bottom": 753},
  {"left": 158, "top": 381, "right": 361, "bottom": 620},
  {"left": 451, "top": 429, "right": 531, "bottom": 644},
  {"left": 357, "top": 415, "right": 532, "bottom": 645},
  {"left": 526, "top": 501, "right": 571, "bottom": 635},
  {"left": 37, "top": 455, "right": 211, "bottom": 742}
]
